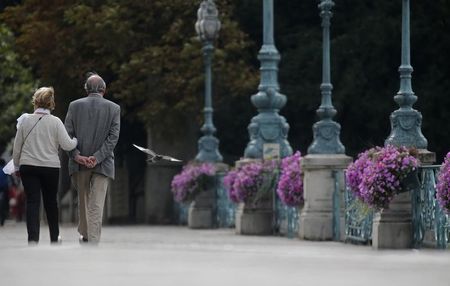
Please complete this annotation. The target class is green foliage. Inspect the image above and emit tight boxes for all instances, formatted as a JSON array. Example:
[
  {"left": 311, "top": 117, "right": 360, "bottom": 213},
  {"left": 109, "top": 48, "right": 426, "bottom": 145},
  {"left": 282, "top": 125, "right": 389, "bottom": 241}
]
[
  {"left": 1, "top": 0, "right": 258, "bottom": 138},
  {"left": 2, "top": 0, "right": 450, "bottom": 162},
  {"left": 0, "top": 24, "right": 37, "bottom": 153}
]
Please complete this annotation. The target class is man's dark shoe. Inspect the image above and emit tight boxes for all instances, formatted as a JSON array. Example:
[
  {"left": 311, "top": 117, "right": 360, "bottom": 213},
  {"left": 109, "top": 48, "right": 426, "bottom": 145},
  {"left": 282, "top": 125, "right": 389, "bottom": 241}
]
[
  {"left": 28, "top": 240, "right": 38, "bottom": 246},
  {"left": 79, "top": 235, "right": 88, "bottom": 243},
  {"left": 51, "top": 235, "right": 62, "bottom": 244}
]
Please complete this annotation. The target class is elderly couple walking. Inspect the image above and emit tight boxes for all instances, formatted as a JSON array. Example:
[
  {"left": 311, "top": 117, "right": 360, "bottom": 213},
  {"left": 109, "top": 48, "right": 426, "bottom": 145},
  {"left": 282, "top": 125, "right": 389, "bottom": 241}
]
[{"left": 12, "top": 73, "right": 120, "bottom": 244}]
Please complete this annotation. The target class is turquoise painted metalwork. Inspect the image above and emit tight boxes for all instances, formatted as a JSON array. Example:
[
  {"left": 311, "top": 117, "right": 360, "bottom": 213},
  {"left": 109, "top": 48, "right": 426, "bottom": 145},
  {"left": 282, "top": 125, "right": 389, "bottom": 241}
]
[
  {"left": 435, "top": 201, "right": 450, "bottom": 249},
  {"left": 343, "top": 182, "right": 373, "bottom": 244},
  {"left": 244, "top": 0, "right": 292, "bottom": 159},
  {"left": 215, "top": 172, "right": 235, "bottom": 228},
  {"left": 332, "top": 170, "right": 341, "bottom": 241},
  {"left": 274, "top": 194, "right": 299, "bottom": 238},
  {"left": 411, "top": 165, "right": 449, "bottom": 249},
  {"left": 308, "top": 0, "right": 345, "bottom": 155},
  {"left": 385, "top": 0, "right": 428, "bottom": 148},
  {"left": 174, "top": 201, "right": 189, "bottom": 225},
  {"left": 286, "top": 206, "right": 299, "bottom": 238},
  {"left": 195, "top": 0, "right": 223, "bottom": 162},
  {"left": 274, "top": 196, "right": 286, "bottom": 234}
]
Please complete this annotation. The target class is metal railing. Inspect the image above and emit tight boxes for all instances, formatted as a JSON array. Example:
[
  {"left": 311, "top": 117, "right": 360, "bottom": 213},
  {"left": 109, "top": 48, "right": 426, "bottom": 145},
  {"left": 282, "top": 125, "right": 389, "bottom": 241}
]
[
  {"left": 215, "top": 172, "right": 235, "bottom": 228},
  {"left": 174, "top": 172, "right": 236, "bottom": 227},
  {"left": 343, "top": 187, "right": 373, "bottom": 244},
  {"left": 331, "top": 170, "right": 373, "bottom": 244},
  {"left": 174, "top": 201, "right": 189, "bottom": 225},
  {"left": 274, "top": 195, "right": 299, "bottom": 238},
  {"left": 335, "top": 165, "right": 450, "bottom": 248},
  {"left": 332, "top": 171, "right": 341, "bottom": 241},
  {"left": 411, "top": 165, "right": 449, "bottom": 249}
]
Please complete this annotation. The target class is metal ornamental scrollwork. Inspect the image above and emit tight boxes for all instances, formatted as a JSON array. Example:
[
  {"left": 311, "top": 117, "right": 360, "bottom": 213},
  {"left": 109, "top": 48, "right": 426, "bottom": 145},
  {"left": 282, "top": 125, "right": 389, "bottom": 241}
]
[{"left": 411, "top": 165, "right": 450, "bottom": 249}]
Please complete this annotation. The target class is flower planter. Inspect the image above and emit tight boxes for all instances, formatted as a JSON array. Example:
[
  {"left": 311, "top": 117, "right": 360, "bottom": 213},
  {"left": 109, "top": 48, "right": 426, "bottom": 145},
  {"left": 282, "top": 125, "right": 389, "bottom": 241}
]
[
  {"left": 235, "top": 201, "right": 273, "bottom": 235},
  {"left": 398, "top": 169, "right": 420, "bottom": 194},
  {"left": 188, "top": 188, "right": 216, "bottom": 229},
  {"left": 371, "top": 149, "right": 436, "bottom": 249}
]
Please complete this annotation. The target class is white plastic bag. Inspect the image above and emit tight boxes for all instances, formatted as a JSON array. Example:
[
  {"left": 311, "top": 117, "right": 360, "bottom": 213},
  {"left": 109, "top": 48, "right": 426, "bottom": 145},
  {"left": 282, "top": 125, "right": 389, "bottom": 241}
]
[{"left": 2, "top": 159, "right": 15, "bottom": 175}]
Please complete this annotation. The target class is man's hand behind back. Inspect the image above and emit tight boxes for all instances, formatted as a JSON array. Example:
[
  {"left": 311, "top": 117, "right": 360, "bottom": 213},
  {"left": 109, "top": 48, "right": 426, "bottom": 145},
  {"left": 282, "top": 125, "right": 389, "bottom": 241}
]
[
  {"left": 87, "top": 156, "right": 98, "bottom": 168},
  {"left": 75, "top": 154, "right": 97, "bottom": 168}
]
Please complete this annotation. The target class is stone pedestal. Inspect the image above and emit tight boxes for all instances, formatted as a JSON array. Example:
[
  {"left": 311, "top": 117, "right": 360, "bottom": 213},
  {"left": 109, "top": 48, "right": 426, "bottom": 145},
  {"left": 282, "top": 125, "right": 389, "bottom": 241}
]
[
  {"left": 372, "top": 192, "right": 412, "bottom": 249},
  {"left": 188, "top": 163, "right": 228, "bottom": 229},
  {"left": 145, "top": 161, "right": 183, "bottom": 224},
  {"left": 233, "top": 158, "right": 274, "bottom": 235},
  {"left": 299, "top": 154, "right": 352, "bottom": 240},
  {"left": 235, "top": 201, "right": 273, "bottom": 235},
  {"left": 372, "top": 149, "right": 435, "bottom": 249},
  {"left": 188, "top": 190, "right": 216, "bottom": 229}
]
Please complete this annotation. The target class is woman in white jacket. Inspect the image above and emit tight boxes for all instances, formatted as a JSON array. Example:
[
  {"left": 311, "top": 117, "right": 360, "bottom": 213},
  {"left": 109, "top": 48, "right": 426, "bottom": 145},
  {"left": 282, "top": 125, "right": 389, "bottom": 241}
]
[{"left": 13, "top": 87, "right": 77, "bottom": 244}]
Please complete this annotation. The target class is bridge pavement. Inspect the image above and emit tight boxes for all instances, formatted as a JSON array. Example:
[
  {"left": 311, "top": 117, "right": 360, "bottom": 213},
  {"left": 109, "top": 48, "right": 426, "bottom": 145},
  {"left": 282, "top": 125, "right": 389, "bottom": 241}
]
[{"left": 0, "top": 222, "right": 449, "bottom": 286}]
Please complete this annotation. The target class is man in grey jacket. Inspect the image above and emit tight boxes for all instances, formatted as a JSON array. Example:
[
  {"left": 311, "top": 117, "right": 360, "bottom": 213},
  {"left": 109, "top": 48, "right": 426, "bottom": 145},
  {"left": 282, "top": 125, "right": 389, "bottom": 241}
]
[{"left": 65, "top": 73, "right": 120, "bottom": 243}]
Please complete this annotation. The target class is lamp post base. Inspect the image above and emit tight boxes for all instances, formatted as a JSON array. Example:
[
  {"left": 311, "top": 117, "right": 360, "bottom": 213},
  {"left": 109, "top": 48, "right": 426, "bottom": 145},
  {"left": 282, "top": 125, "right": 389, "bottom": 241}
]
[{"left": 385, "top": 109, "right": 428, "bottom": 149}]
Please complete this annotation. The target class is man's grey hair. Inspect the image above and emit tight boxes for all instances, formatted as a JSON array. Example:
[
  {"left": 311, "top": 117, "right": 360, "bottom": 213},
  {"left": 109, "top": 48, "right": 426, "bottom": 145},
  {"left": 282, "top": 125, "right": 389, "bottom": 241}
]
[{"left": 84, "top": 72, "right": 106, "bottom": 94}]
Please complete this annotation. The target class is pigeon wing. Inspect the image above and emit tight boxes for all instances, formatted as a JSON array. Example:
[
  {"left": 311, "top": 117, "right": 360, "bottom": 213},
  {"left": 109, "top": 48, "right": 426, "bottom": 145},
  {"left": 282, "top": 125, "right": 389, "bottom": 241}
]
[
  {"left": 132, "top": 144, "right": 157, "bottom": 156},
  {"left": 161, "top": 155, "right": 182, "bottom": 162}
]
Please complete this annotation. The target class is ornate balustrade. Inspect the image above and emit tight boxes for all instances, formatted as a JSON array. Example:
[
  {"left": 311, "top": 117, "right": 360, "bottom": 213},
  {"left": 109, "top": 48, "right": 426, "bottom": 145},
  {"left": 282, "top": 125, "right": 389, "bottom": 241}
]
[
  {"left": 174, "top": 202, "right": 189, "bottom": 225},
  {"left": 334, "top": 165, "right": 450, "bottom": 249},
  {"left": 411, "top": 165, "right": 449, "bottom": 249},
  {"left": 329, "top": 170, "right": 374, "bottom": 244},
  {"left": 343, "top": 184, "right": 373, "bottom": 244},
  {"left": 174, "top": 172, "right": 235, "bottom": 227},
  {"left": 274, "top": 195, "right": 299, "bottom": 238},
  {"left": 215, "top": 172, "right": 235, "bottom": 228}
]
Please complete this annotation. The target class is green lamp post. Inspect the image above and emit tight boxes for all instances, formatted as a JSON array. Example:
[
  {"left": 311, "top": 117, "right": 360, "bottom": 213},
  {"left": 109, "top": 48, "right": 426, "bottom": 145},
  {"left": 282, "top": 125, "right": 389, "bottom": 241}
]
[
  {"left": 385, "top": 0, "right": 428, "bottom": 148},
  {"left": 195, "top": 0, "right": 223, "bottom": 162},
  {"left": 244, "top": 0, "right": 292, "bottom": 159},
  {"left": 308, "top": 0, "right": 345, "bottom": 155}
]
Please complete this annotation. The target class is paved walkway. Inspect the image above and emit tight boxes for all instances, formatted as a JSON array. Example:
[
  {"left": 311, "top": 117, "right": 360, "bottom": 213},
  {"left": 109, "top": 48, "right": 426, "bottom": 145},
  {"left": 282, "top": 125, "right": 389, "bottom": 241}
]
[{"left": 1, "top": 221, "right": 450, "bottom": 286}]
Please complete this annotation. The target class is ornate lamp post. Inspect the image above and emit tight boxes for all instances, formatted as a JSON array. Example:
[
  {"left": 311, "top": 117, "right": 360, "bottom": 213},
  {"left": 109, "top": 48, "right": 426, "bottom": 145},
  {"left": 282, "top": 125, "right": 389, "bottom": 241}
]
[
  {"left": 244, "top": 0, "right": 292, "bottom": 159},
  {"left": 373, "top": 0, "right": 434, "bottom": 250},
  {"left": 385, "top": 0, "right": 427, "bottom": 148},
  {"left": 195, "top": 0, "right": 223, "bottom": 163},
  {"left": 308, "top": 0, "right": 344, "bottom": 154},
  {"left": 299, "top": 0, "right": 351, "bottom": 241}
]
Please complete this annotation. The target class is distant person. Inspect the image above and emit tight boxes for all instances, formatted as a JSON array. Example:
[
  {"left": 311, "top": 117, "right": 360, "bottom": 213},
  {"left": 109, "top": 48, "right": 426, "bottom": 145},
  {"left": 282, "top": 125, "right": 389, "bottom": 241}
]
[
  {"left": 13, "top": 87, "right": 78, "bottom": 244},
  {"left": 65, "top": 73, "right": 120, "bottom": 244},
  {"left": 0, "top": 159, "right": 10, "bottom": 226}
]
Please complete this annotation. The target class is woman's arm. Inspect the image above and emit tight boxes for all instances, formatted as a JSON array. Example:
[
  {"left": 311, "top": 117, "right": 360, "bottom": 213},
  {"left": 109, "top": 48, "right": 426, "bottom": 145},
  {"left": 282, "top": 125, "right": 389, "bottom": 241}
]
[
  {"left": 56, "top": 117, "right": 78, "bottom": 151},
  {"left": 12, "top": 126, "right": 24, "bottom": 169}
]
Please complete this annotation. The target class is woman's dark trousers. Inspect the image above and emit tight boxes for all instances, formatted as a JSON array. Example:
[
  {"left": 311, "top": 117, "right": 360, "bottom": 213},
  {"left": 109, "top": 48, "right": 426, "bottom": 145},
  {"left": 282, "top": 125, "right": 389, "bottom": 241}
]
[{"left": 20, "top": 165, "right": 60, "bottom": 242}]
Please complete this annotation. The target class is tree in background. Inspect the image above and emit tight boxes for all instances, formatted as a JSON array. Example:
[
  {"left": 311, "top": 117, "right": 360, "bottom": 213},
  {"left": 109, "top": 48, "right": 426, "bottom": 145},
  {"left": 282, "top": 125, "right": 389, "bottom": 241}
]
[
  {"left": 2, "top": 0, "right": 450, "bottom": 162},
  {"left": 236, "top": 0, "right": 450, "bottom": 161},
  {"left": 0, "top": 24, "right": 38, "bottom": 155},
  {"left": 1, "top": 0, "right": 258, "bottom": 162}
]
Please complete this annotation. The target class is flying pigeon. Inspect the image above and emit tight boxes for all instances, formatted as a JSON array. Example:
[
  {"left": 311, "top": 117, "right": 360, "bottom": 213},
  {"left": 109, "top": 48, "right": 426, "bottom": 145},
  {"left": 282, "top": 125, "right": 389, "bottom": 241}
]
[{"left": 132, "top": 144, "right": 182, "bottom": 163}]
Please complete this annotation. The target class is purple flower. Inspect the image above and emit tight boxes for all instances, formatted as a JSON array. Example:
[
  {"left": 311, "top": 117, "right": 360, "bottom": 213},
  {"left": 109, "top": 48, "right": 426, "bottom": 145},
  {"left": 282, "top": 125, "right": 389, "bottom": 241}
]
[
  {"left": 223, "top": 160, "right": 278, "bottom": 204},
  {"left": 437, "top": 152, "right": 450, "bottom": 212},
  {"left": 171, "top": 162, "right": 215, "bottom": 203},
  {"left": 276, "top": 151, "right": 303, "bottom": 207},
  {"left": 346, "top": 145, "right": 418, "bottom": 210}
]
